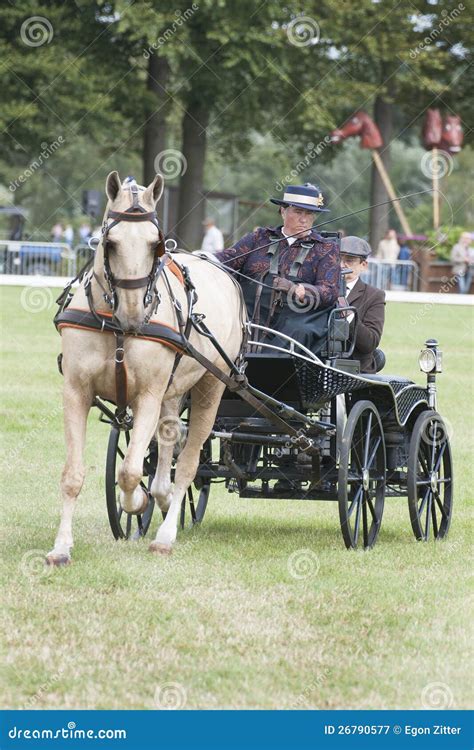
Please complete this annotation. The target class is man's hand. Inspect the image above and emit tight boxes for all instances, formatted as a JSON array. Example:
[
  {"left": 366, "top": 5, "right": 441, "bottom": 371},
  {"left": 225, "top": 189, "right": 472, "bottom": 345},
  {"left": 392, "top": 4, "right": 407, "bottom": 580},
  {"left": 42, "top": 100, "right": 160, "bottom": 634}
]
[{"left": 294, "top": 283, "right": 306, "bottom": 302}]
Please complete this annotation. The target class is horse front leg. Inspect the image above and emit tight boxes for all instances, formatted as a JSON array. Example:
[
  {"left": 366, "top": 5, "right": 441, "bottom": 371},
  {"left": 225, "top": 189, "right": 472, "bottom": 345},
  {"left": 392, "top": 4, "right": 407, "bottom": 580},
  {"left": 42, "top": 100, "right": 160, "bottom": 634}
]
[
  {"left": 149, "top": 374, "right": 224, "bottom": 555},
  {"left": 46, "top": 384, "right": 91, "bottom": 566},
  {"left": 150, "top": 397, "right": 183, "bottom": 513},
  {"left": 119, "top": 392, "right": 165, "bottom": 514}
]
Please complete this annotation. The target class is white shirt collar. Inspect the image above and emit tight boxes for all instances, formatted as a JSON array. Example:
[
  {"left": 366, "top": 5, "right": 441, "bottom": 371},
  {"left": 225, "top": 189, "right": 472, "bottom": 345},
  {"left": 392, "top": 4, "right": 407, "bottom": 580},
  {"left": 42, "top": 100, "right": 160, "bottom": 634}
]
[
  {"left": 281, "top": 227, "right": 296, "bottom": 246},
  {"left": 345, "top": 277, "right": 359, "bottom": 294}
]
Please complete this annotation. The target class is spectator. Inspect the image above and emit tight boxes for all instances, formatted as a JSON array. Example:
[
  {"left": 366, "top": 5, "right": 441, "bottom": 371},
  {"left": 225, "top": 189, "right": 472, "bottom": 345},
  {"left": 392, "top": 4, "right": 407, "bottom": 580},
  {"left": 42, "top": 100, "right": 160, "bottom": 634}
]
[
  {"left": 397, "top": 240, "right": 411, "bottom": 288},
  {"left": 451, "top": 231, "right": 474, "bottom": 294},
  {"left": 377, "top": 229, "right": 400, "bottom": 289},
  {"left": 79, "top": 221, "right": 92, "bottom": 244},
  {"left": 63, "top": 224, "right": 74, "bottom": 247},
  {"left": 51, "top": 222, "right": 63, "bottom": 242},
  {"left": 201, "top": 217, "right": 224, "bottom": 254},
  {"left": 377, "top": 228, "right": 400, "bottom": 261}
]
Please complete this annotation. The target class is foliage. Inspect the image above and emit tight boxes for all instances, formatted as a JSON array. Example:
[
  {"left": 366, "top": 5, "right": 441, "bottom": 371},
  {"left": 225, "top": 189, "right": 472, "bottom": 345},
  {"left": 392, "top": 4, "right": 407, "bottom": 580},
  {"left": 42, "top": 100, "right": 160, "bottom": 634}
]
[{"left": 426, "top": 225, "right": 467, "bottom": 260}]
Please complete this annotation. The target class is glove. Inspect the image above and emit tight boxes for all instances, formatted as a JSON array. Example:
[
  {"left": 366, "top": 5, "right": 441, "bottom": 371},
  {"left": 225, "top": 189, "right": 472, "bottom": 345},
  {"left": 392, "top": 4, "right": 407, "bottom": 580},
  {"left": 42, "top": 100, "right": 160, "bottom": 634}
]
[{"left": 272, "top": 276, "right": 294, "bottom": 293}]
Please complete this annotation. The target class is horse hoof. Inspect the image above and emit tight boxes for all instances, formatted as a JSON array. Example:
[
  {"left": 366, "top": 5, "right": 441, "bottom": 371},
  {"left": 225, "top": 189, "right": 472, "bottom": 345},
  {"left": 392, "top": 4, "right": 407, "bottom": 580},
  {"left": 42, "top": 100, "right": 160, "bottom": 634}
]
[
  {"left": 149, "top": 541, "right": 172, "bottom": 556},
  {"left": 45, "top": 554, "right": 71, "bottom": 567}
]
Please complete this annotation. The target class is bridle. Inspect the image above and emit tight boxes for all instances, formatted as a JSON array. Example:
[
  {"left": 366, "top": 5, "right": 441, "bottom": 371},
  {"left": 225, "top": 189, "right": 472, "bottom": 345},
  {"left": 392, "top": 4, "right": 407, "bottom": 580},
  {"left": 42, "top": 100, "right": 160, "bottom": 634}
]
[{"left": 96, "top": 179, "right": 166, "bottom": 316}]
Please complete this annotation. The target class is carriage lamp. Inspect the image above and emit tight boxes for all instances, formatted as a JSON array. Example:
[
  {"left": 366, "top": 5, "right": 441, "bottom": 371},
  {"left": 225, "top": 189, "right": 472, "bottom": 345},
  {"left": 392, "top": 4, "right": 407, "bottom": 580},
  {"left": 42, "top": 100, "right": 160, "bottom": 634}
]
[{"left": 418, "top": 339, "right": 442, "bottom": 374}]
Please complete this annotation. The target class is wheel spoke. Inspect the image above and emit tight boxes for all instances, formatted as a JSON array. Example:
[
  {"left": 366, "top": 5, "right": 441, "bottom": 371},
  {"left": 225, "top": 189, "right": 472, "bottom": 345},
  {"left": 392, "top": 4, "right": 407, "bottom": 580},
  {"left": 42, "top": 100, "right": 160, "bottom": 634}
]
[
  {"left": 363, "top": 412, "right": 373, "bottom": 467},
  {"left": 424, "top": 492, "right": 432, "bottom": 540},
  {"left": 366, "top": 436, "right": 381, "bottom": 471},
  {"left": 430, "top": 421, "right": 438, "bottom": 470},
  {"left": 117, "top": 507, "right": 123, "bottom": 521},
  {"left": 366, "top": 495, "right": 378, "bottom": 524},
  {"left": 347, "top": 486, "right": 363, "bottom": 517},
  {"left": 417, "top": 486, "right": 430, "bottom": 519},
  {"left": 418, "top": 451, "right": 430, "bottom": 477},
  {"left": 188, "top": 487, "right": 197, "bottom": 523},
  {"left": 117, "top": 446, "right": 125, "bottom": 460},
  {"left": 126, "top": 513, "right": 132, "bottom": 537},
  {"left": 431, "top": 496, "right": 439, "bottom": 537},
  {"left": 353, "top": 493, "right": 362, "bottom": 545},
  {"left": 433, "top": 440, "right": 447, "bottom": 473},
  {"left": 434, "top": 492, "right": 449, "bottom": 521},
  {"left": 362, "top": 496, "right": 369, "bottom": 548}
]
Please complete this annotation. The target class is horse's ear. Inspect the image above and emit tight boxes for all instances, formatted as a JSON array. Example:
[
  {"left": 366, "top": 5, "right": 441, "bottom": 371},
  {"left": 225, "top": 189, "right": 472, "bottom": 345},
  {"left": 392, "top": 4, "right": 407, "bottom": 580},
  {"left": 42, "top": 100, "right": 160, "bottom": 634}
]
[
  {"left": 143, "top": 174, "right": 164, "bottom": 206},
  {"left": 106, "top": 171, "right": 122, "bottom": 202}
]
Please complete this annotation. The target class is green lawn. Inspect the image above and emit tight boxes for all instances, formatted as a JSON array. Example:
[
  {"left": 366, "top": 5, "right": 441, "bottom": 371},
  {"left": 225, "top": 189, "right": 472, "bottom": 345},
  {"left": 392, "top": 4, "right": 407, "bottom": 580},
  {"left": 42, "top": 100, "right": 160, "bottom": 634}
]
[{"left": 1, "top": 285, "right": 473, "bottom": 710}]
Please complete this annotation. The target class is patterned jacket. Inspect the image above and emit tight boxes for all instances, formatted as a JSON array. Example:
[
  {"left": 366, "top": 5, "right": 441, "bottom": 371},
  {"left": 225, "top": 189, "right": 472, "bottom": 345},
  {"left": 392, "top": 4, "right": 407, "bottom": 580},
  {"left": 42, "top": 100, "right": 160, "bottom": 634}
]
[{"left": 215, "top": 226, "right": 340, "bottom": 308}]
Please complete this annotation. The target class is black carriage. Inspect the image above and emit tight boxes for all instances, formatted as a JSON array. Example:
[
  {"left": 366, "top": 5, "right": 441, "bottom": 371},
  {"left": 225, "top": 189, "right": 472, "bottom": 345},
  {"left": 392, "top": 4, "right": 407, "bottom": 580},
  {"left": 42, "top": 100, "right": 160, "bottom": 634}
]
[{"left": 99, "top": 284, "right": 453, "bottom": 550}]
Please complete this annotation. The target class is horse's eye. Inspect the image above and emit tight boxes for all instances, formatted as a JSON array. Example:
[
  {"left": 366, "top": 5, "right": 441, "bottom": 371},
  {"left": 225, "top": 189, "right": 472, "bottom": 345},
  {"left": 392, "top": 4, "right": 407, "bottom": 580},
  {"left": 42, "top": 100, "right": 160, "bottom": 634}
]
[{"left": 105, "top": 240, "right": 116, "bottom": 253}]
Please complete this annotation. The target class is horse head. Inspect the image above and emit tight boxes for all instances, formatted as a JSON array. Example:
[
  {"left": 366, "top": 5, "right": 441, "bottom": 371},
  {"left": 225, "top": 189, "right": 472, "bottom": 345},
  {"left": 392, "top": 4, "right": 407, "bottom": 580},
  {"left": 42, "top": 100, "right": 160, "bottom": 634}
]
[
  {"left": 439, "top": 114, "right": 463, "bottom": 153},
  {"left": 330, "top": 111, "right": 383, "bottom": 149},
  {"left": 99, "top": 171, "right": 164, "bottom": 332}
]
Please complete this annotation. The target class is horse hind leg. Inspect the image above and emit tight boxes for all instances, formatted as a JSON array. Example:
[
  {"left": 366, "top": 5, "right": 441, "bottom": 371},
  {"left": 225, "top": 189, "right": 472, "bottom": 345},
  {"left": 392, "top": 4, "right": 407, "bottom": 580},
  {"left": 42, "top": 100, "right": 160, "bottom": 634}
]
[
  {"left": 46, "top": 385, "right": 91, "bottom": 566},
  {"left": 149, "top": 374, "right": 225, "bottom": 555}
]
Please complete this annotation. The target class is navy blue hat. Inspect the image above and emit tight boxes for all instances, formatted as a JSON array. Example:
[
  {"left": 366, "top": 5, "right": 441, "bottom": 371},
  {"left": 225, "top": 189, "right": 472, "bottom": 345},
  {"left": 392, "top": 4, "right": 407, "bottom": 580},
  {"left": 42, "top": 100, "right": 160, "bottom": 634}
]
[{"left": 270, "top": 183, "right": 329, "bottom": 212}]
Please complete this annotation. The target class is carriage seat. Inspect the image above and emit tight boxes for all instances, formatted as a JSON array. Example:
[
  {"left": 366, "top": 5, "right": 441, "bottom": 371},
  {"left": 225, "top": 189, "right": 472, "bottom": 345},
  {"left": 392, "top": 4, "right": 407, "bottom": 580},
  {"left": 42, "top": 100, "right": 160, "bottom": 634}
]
[{"left": 362, "top": 374, "right": 413, "bottom": 386}]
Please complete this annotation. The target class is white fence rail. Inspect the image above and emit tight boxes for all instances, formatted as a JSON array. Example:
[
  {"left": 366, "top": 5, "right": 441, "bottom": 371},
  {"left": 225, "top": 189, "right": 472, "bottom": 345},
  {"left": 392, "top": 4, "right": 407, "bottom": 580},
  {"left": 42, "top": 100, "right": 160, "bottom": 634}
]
[
  {"left": 0, "top": 241, "right": 93, "bottom": 278},
  {"left": 362, "top": 259, "right": 419, "bottom": 292}
]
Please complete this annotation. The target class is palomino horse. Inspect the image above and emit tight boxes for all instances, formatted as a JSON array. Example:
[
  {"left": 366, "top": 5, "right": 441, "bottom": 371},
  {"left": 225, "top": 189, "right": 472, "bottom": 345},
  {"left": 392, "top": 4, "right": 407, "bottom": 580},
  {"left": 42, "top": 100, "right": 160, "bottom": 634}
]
[{"left": 47, "top": 172, "right": 245, "bottom": 564}]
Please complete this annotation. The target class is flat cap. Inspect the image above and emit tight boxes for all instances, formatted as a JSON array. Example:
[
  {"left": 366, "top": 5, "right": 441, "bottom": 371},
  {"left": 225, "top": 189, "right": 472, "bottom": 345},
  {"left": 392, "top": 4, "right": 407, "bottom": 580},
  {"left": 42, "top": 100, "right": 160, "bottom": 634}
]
[{"left": 340, "top": 236, "right": 371, "bottom": 258}]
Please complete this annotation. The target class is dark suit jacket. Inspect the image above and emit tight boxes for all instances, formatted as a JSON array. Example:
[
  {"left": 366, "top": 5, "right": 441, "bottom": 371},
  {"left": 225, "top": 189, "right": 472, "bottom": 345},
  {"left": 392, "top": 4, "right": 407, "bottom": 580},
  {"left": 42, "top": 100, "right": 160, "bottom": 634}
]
[{"left": 347, "top": 279, "right": 386, "bottom": 373}]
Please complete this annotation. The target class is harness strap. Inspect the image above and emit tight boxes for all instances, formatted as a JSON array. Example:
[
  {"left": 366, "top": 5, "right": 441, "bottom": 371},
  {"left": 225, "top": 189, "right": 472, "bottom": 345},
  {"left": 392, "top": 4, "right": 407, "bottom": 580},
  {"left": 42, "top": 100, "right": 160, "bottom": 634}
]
[
  {"left": 289, "top": 242, "right": 314, "bottom": 277},
  {"left": 114, "top": 332, "right": 128, "bottom": 422}
]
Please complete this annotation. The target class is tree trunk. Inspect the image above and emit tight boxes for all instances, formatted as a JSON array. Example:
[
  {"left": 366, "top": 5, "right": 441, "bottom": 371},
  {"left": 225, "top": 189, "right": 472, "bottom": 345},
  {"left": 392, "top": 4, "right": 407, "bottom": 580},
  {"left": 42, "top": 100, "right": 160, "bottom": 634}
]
[
  {"left": 142, "top": 53, "right": 170, "bottom": 186},
  {"left": 369, "top": 94, "right": 394, "bottom": 253},
  {"left": 176, "top": 102, "right": 209, "bottom": 250}
]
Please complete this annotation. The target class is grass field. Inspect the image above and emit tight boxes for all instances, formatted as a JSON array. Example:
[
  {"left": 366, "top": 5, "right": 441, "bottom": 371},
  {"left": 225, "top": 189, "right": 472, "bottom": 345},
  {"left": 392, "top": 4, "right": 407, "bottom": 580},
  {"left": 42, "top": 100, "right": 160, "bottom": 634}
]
[{"left": 1, "top": 285, "right": 473, "bottom": 710}]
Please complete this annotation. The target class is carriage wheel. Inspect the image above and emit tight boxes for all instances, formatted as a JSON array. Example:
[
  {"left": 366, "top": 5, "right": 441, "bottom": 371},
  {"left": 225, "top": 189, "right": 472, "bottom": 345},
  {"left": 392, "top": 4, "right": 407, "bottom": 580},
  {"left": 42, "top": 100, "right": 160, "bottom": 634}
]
[
  {"left": 105, "top": 427, "right": 156, "bottom": 540},
  {"left": 338, "top": 400, "right": 386, "bottom": 550},
  {"left": 407, "top": 411, "right": 453, "bottom": 541}
]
